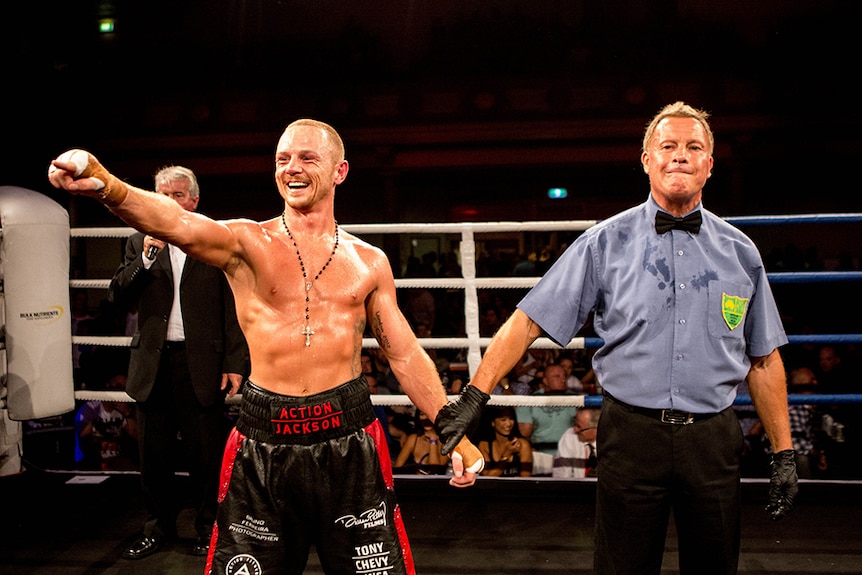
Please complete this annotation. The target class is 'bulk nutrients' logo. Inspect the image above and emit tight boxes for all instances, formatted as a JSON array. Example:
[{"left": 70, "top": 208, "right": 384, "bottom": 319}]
[{"left": 19, "top": 306, "right": 65, "bottom": 325}]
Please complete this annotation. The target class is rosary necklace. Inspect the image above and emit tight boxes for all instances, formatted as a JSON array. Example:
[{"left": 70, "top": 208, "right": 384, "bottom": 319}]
[{"left": 281, "top": 211, "right": 339, "bottom": 346}]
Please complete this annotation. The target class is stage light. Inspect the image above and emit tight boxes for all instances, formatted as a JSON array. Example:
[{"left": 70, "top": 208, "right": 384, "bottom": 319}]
[
  {"left": 547, "top": 187, "right": 568, "bottom": 199},
  {"left": 98, "top": 19, "right": 115, "bottom": 33}
]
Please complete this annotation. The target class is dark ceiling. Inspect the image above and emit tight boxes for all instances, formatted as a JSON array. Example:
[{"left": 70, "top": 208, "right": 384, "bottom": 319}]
[{"left": 4, "top": 0, "right": 862, "bottom": 225}]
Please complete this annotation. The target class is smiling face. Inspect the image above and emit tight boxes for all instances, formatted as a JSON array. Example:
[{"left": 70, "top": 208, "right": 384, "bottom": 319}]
[
  {"left": 274, "top": 123, "right": 348, "bottom": 213},
  {"left": 492, "top": 413, "right": 515, "bottom": 437},
  {"left": 641, "top": 116, "right": 714, "bottom": 215}
]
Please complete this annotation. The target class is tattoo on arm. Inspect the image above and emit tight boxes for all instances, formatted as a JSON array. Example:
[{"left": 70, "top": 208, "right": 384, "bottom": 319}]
[{"left": 372, "top": 311, "right": 391, "bottom": 350}]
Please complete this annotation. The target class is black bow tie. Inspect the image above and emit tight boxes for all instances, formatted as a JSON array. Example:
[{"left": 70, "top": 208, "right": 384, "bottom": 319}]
[{"left": 655, "top": 210, "right": 702, "bottom": 234}]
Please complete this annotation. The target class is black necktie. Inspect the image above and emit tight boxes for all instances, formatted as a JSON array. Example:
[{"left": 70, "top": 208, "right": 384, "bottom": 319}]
[
  {"left": 655, "top": 210, "right": 702, "bottom": 234},
  {"left": 585, "top": 443, "right": 597, "bottom": 477}
]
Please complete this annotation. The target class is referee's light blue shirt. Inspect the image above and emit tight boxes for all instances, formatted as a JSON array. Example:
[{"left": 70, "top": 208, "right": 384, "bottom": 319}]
[{"left": 518, "top": 196, "right": 788, "bottom": 413}]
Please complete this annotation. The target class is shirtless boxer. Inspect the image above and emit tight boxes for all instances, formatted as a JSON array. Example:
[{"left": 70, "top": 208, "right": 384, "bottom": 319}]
[{"left": 49, "top": 119, "right": 487, "bottom": 575}]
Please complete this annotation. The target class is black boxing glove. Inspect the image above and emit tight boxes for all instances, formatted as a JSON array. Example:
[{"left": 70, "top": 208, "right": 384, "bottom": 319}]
[
  {"left": 435, "top": 385, "right": 490, "bottom": 456},
  {"left": 766, "top": 449, "right": 798, "bottom": 521}
]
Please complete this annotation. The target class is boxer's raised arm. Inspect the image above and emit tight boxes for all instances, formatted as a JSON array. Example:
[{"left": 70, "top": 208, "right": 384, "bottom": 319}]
[{"left": 49, "top": 149, "right": 239, "bottom": 270}]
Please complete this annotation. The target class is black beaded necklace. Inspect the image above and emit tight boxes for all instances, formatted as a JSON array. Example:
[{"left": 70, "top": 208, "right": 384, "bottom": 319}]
[{"left": 281, "top": 211, "right": 339, "bottom": 346}]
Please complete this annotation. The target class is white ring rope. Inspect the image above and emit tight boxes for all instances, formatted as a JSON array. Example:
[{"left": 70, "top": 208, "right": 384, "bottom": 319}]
[
  {"left": 70, "top": 226, "right": 137, "bottom": 239},
  {"left": 67, "top": 272, "right": 862, "bottom": 292},
  {"left": 72, "top": 335, "right": 134, "bottom": 347},
  {"left": 70, "top": 279, "right": 112, "bottom": 290},
  {"left": 72, "top": 390, "right": 589, "bottom": 407},
  {"left": 72, "top": 390, "right": 862, "bottom": 410},
  {"left": 358, "top": 337, "right": 592, "bottom": 350},
  {"left": 72, "top": 335, "right": 587, "bottom": 351}
]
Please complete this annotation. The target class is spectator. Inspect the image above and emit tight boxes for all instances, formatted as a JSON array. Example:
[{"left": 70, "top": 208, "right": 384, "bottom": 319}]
[
  {"left": 512, "top": 349, "right": 554, "bottom": 388},
  {"left": 491, "top": 376, "right": 531, "bottom": 396},
  {"left": 437, "top": 251, "right": 461, "bottom": 278},
  {"left": 366, "top": 373, "right": 398, "bottom": 459},
  {"left": 75, "top": 374, "right": 138, "bottom": 471},
  {"left": 816, "top": 345, "right": 852, "bottom": 393},
  {"left": 386, "top": 408, "right": 415, "bottom": 451},
  {"left": 448, "top": 375, "right": 465, "bottom": 395},
  {"left": 479, "top": 305, "right": 504, "bottom": 337},
  {"left": 815, "top": 345, "right": 862, "bottom": 477},
  {"left": 558, "top": 354, "right": 585, "bottom": 394},
  {"left": 404, "top": 288, "right": 436, "bottom": 335},
  {"left": 366, "top": 372, "right": 391, "bottom": 396},
  {"left": 415, "top": 321, "right": 439, "bottom": 364},
  {"left": 554, "top": 406, "right": 600, "bottom": 478},
  {"left": 754, "top": 366, "right": 829, "bottom": 479},
  {"left": 478, "top": 406, "right": 533, "bottom": 477},
  {"left": 402, "top": 255, "right": 436, "bottom": 333},
  {"left": 360, "top": 349, "right": 380, "bottom": 380},
  {"left": 516, "top": 363, "right": 577, "bottom": 475},
  {"left": 785, "top": 367, "right": 828, "bottom": 478},
  {"left": 393, "top": 411, "right": 449, "bottom": 475},
  {"left": 372, "top": 346, "right": 404, "bottom": 395},
  {"left": 512, "top": 252, "right": 538, "bottom": 276}
]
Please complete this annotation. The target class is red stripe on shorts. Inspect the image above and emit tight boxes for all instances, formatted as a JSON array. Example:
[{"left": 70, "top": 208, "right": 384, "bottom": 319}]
[
  {"left": 206, "top": 428, "right": 245, "bottom": 575},
  {"left": 365, "top": 420, "right": 416, "bottom": 575}
]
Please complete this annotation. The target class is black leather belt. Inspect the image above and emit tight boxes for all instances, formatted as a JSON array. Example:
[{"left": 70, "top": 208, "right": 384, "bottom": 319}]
[{"left": 605, "top": 392, "right": 719, "bottom": 425}]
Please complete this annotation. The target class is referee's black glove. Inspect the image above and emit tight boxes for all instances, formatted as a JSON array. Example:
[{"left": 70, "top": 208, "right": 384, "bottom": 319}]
[
  {"left": 434, "top": 385, "right": 490, "bottom": 456},
  {"left": 766, "top": 449, "right": 798, "bottom": 521}
]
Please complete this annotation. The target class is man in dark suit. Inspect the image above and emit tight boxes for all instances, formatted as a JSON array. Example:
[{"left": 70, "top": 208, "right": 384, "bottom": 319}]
[{"left": 108, "top": 166, "right": 249, "bottom": 560}]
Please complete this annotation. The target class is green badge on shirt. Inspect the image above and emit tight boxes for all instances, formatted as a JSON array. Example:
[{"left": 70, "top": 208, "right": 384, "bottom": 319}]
[{"left": 721, "top": 293, "right": 748, "bottom": 330}]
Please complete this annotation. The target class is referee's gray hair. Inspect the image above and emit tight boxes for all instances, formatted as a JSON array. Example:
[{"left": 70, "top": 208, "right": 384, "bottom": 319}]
[{"left": 642, "top": 101, "right": 714, "bottom": 154}]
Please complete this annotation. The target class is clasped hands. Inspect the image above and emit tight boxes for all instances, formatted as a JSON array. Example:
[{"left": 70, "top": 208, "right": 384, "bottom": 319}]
[{"left": 434, "top": 385, "right": 491, "bottom": 488}]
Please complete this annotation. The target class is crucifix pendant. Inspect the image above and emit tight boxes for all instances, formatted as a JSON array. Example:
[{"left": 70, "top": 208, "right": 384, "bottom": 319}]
[{"left": 302, "top": 324, "right": 315, "bottom": 347}]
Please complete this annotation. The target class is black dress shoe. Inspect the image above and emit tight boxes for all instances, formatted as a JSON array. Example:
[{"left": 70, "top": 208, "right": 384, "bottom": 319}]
[
  {"left": 122, "top": 536, "right": 160, "bottom": 560},
  {"left": 192, "top": 536, "right": 210, "bottom": 556}
]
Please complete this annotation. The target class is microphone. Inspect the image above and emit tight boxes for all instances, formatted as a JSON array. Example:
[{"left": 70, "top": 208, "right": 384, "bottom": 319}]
[{"left": 146, "top": 245, "right": 159, "bottom": 260}]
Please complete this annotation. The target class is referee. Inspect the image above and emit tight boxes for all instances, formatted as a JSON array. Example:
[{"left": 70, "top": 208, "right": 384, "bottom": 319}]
[{"left": 440, "top": 101, "right": 798, "bottom": 575}]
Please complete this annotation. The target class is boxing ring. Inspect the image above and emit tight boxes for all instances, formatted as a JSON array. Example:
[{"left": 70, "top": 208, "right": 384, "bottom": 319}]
[
  {"left": 2, "top": 187, "right": 862, "bottom": 573},
  {"left": 1, "top": 186, "right": 860, "bottom": 466}
]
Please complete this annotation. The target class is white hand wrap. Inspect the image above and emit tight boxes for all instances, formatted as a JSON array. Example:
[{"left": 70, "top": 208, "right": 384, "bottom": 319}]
[
  {"left": 54, "top": 149, "right": 127, "bottom": 206},
  {"left": 452, "top": 447, "right": 485, "bottom": 474}
]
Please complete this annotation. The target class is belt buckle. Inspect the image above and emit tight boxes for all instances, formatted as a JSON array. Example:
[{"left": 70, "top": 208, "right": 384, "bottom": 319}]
[{"left": 660, "top": 409, "right": 694, "bottom": 425}]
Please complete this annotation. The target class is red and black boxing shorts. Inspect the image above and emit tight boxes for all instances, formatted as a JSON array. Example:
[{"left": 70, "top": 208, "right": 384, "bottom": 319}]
[{"left": 206, "top": 376, "right": 416, "bottom": 575}]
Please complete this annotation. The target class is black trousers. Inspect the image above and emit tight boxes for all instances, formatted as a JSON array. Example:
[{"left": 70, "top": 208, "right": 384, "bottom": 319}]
[
  {"left": 137, "top": 345, "right": 226, "bottom": 538},
  {"left": 595, "top": 395, "right": 743, "bottom": 575}
]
